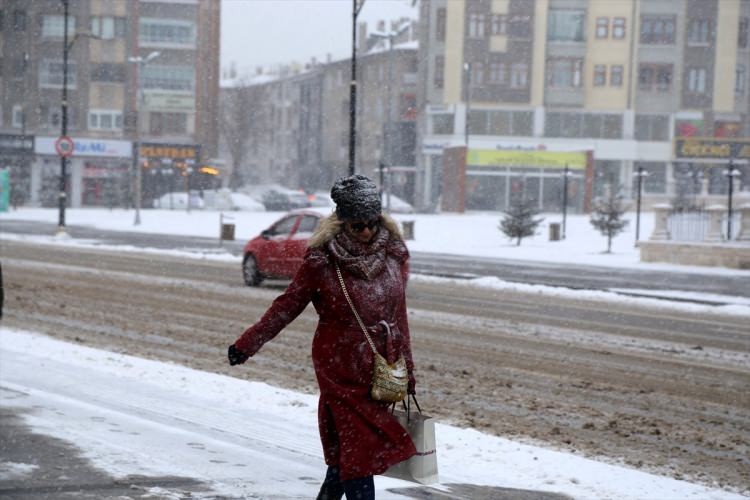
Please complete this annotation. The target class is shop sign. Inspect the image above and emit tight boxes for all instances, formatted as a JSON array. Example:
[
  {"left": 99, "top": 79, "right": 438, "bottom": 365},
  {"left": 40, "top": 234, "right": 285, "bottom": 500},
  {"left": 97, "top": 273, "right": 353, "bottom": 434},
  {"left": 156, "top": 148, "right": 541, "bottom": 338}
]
[
  {"left": 139, "top": 143, "right": 200, "bottom": 161},
  {"left": 144, "top": 93, "right": 196, "bottom": 111},
  {"left": 0, "top": 134, "right": 34, "bottom": 152},
  {"left": 467, "top": 149, "right": 588, "bottom": 169},
  {"left": 674, "top": 138, "right": 750, "bottom": 160},
  {"left": 35, "top": 137, "right": 132, "bottom": 158}
]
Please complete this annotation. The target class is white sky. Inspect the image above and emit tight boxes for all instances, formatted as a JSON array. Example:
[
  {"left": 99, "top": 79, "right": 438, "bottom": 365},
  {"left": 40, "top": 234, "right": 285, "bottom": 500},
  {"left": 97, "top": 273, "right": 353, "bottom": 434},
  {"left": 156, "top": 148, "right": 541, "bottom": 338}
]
[
  {"left": 220, "top": 0, "right": 418, "bottom": 73},
  {"left": 2, "top": 327, "right": 745, "bottom": 499}
]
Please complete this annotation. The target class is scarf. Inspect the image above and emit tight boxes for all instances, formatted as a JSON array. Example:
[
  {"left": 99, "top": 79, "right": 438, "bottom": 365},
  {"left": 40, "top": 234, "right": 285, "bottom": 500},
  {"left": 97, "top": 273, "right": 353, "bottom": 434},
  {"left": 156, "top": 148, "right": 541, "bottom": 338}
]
[{"left": 327, "top": 227, "right": 391, "bottom": 280}]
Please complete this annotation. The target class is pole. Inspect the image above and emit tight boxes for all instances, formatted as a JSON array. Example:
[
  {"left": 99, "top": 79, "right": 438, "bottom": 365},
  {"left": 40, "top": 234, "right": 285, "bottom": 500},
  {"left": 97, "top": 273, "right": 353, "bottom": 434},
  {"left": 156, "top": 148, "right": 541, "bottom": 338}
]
[
  {"left": 464, "top": 62, "right": 471, "bottom": 147},
  {"left": 58, "top": 0, "right": 70, "bottom": 232},
  {"left": 133, "top": 60, "right": 143, "bottom": 225},
  {"left": 562, "top": 164, "right": 569, "bottom": 240},
  {"left": 384, "top": 32, "right": 394, "bottom": 212},
  {"left": 635, "top": 165, "right": 643, "bottom": 246},
  {"left": 348, "top": 0, "right": 359, "bottom": 175},
  {"left": 727, "top": 159, "right": 734, "bottom": 240}
]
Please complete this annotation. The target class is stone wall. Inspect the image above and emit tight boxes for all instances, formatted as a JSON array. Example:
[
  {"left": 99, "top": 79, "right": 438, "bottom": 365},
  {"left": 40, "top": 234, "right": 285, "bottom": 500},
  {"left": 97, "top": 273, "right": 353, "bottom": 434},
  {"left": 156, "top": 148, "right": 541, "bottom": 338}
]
[{"left": 640, "top": 241, "right": 750, "bottom": 269}]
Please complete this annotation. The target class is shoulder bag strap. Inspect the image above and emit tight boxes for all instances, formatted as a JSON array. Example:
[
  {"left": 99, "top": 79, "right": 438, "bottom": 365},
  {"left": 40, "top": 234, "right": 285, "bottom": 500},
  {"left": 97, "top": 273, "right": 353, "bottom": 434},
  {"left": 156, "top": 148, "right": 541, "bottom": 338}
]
[{"left": 335, "top": 262, "right": 378, "bottom": 355}]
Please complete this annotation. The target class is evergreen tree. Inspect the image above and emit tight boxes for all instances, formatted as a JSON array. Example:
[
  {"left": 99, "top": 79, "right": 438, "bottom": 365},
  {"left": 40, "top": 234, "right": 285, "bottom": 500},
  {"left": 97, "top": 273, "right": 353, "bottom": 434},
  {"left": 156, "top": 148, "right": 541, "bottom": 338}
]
[
  {"left": 500, "top": 196, "right": 544, "bottom": 246},
  {"left": 590, "top": 187, "right": 629, "bottom": 253}
]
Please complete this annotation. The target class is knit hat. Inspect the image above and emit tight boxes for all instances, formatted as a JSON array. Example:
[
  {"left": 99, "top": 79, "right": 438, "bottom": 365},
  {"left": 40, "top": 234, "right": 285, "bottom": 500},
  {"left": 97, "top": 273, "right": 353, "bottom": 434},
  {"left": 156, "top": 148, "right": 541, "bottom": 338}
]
[{"left": 330, "top": 174, "right": 382, "bottom": 221}]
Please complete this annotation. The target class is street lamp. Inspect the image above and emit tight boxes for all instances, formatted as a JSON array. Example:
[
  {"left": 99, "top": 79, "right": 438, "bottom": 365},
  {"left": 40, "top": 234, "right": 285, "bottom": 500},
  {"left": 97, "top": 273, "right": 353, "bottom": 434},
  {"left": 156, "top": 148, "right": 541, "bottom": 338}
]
[
  {"left": 561, "top": 164, "right": 575, "bottom": 240},
  {"left": 57, "top": 0, "right": 71, "bottom": 234},
  {"left": 633, "top": 165, "right": 649, "bottom": 246},
  {"left": 725, "top": 160, "right": 741, "bottom": 240},
  {"left": 127, "top": 51, "right": 161, "bottom": 226},
  {"left": 348, "top": 0, "right": 366, "bottom": 175}
]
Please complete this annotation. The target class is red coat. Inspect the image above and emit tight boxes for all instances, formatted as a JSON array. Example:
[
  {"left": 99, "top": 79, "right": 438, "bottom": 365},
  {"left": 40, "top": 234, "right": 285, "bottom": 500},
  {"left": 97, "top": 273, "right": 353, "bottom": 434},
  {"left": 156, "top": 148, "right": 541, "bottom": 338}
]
[{"left": 233, "top": 234, "right": 417, "bottom": 480}]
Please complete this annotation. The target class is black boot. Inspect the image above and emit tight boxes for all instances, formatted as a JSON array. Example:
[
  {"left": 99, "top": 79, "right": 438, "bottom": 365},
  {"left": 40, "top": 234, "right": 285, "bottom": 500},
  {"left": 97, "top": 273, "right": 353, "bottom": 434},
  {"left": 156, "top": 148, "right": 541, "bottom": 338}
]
[{"left": 316, "top": 466, "right": 344, "bottom": 500}]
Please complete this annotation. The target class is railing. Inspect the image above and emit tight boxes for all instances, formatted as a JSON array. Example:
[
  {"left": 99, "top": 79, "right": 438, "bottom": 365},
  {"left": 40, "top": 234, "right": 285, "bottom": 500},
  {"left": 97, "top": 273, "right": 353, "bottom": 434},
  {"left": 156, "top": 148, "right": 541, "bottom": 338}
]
[{"left": 667, "top": 210, "right": 708, "bottom": 242}]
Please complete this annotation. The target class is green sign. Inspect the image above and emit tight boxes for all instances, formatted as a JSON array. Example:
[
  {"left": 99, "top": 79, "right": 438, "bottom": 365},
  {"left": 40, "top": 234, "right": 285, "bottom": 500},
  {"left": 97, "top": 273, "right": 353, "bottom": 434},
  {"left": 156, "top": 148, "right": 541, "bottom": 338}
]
[
  {"left": 0, "top": 170, "right": 9, "bottom": 212},
  {"left": 467, "top": 149, "right": 588, "bottom": 169}
]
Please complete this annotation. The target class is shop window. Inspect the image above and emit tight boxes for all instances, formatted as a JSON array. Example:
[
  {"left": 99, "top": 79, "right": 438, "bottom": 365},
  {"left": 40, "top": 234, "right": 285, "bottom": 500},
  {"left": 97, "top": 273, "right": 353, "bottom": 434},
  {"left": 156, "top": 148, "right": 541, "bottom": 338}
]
[
  {"left": 431, "top": 114, "right": 454, "bottom": 135},
  {"left": 468, "top": 110, "right": 489, "bottom": 135},
  {"left": 633, "top": 162, "right": 667, "bottom": 194},
  {"left": 635, "top": 114, "right": 670, "bottom": 141}
]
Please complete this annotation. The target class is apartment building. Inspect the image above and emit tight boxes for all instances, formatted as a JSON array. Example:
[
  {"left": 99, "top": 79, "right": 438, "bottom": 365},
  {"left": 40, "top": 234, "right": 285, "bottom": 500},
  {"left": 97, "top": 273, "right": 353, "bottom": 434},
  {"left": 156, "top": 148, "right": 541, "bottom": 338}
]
[
  {"left": 0, "top": 0, "right": 220, "bottom": 208},
  {"left": 220, "top": 19, "right": 419, "bottom": 197},
  {"left": 417, "top": 0, "right": 750, "bottom": 212}
]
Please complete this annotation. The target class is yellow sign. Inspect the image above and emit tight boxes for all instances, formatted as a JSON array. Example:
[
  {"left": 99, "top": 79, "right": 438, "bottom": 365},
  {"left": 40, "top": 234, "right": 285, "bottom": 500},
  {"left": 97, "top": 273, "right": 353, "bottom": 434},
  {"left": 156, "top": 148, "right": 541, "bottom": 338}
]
[
  {"left": 140, "top": 144, "right": 198, "bottom": 160},
  {"left": 467, "top": 149, "right": 587, "bottom": 169}
]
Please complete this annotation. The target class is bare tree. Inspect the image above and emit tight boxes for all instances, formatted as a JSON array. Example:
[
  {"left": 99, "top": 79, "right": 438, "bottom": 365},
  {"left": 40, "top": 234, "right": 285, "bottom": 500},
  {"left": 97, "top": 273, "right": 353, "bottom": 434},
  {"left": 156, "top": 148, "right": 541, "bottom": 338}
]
[{"left": 219, "top": 82, "right": 256, "bottom": 189}]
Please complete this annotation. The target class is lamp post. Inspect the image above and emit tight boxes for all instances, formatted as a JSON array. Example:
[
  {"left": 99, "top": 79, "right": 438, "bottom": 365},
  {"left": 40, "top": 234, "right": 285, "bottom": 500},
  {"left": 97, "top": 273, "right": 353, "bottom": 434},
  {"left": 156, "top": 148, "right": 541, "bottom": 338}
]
[
  {"left": 348, "top": 0, "right": 365, "bottom": 175},
  {"left": 561, "top": 164, "right": 574, "bottom": 240},
  {"left": 127, "top": 51, "right": 160, "bottom": 226},
  {"left": 463, "top": 62, "right": 471, "bottom": 147},
  {"left": 57, "top": 0, "right": 71, "bottom": 233},
  {"left": 634, "top": 165, "right": 649, "bottom": 246},
  {"left": 725, "top": 160, "right": 741, "bottom": 240}
]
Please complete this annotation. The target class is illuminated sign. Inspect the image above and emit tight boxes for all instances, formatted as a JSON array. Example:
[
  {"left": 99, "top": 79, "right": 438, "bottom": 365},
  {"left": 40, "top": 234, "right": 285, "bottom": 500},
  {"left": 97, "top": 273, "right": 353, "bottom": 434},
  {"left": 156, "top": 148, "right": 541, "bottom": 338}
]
[
  {"left": 35, "top": 136, "right": 132, "bottom": 158},
  {"left": 467, "top": 149, "right": 588, "bottom": 169},
  {"left": 139, "top": 143, "right": 200, "bottom": 161},
  {"left": 674, "top": 138, "right": 750, "bottom": 160}
]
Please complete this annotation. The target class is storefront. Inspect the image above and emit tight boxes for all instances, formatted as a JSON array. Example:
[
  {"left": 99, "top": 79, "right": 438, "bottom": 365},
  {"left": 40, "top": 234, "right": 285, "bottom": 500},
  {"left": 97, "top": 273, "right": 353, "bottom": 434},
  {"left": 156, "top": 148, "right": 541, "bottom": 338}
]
[
  {"left": 137, "top": 143, "right": 202, "bottom": 207},
  {"left": 32, "top": 137, "right": 132, "bottom": 208}
]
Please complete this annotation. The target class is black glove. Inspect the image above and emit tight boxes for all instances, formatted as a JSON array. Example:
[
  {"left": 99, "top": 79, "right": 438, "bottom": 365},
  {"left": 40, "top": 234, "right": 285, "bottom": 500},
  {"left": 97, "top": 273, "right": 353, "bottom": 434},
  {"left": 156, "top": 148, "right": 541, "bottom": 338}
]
[{"left": 228, "top": 344, "right": 250, "bottom": 366}]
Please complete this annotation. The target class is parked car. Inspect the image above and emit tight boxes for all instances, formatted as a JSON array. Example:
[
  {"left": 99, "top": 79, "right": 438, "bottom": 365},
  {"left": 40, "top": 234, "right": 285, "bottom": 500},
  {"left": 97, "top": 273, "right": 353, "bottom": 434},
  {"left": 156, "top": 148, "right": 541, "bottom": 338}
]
[
  {"left": 203, "top": 189, "right": 265, "bottom": 212},
  {"left": 242, "top": 209, "right": 325, "bottom": 286},
  {"left": 381, "top": 193, "right": 415, "bottom": 214},
  {"left": 308, "top": 191, "right": 336, "bottom": 209},
  {"left": 152, "top": 191, "right": 204, "bottom": 210},
  {"left": 242, "top": 184, "right": 311, "bottom": 211}
]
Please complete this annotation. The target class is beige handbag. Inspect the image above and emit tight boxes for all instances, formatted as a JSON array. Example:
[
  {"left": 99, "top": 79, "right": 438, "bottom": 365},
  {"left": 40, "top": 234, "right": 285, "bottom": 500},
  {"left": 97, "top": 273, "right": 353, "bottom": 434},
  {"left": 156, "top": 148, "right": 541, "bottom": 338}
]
[{"left": 335, "top": 263, "right": 408, "bottom": 403}]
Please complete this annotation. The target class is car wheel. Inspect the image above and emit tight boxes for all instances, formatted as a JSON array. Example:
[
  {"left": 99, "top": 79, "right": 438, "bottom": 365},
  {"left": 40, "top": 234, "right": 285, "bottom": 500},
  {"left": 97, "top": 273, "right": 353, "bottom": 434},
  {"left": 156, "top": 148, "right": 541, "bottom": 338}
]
[{"left": 242, "top": 254, "right": 263, "bottom": 286}]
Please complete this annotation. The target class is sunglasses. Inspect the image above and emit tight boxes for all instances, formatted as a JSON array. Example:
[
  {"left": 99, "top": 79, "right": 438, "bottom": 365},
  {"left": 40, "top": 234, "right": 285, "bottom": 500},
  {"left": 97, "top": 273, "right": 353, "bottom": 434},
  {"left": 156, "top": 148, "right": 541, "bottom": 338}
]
[{"left": 349, "top": 219, "right": 379, "bottom": 233}]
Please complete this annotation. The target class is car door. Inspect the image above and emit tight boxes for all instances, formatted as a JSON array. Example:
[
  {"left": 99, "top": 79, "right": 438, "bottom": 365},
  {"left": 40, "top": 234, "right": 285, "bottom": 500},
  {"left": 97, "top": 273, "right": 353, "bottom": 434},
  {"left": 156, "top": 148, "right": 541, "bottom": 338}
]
[
  {"left": 280, "top": 214, "right": 321, "bottom": 276},
  {"left": 254, "top": 214, "right": 300, "bottom": 277}
]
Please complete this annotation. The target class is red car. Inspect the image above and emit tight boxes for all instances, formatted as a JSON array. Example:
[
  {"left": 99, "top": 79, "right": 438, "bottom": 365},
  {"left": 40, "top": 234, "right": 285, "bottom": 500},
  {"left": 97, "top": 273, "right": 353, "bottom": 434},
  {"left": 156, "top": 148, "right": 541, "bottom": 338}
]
[{"left": 242, "top": 209, "right": 325, "bottom": 286}]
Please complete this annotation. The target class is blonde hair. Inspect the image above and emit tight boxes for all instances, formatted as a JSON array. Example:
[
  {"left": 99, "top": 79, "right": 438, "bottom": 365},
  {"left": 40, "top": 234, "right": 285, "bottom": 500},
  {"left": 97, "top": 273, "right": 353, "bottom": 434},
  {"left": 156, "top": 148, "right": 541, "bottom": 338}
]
[{"left": 308, "top": 213, "right": 403, "bottom": 249}]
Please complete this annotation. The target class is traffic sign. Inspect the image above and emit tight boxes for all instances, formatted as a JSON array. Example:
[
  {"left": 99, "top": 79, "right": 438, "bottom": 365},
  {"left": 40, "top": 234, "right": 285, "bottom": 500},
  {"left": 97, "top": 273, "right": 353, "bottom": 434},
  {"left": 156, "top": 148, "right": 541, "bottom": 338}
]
[{"left": 55, "top": 135, "right": 75, "bottom": 157}]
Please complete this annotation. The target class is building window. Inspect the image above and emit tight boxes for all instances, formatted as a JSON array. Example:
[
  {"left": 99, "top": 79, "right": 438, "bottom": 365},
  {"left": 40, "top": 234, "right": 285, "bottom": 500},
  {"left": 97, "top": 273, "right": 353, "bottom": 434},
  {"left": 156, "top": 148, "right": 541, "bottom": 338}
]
[
  {"left": 13, "top": 10, "right": 26, "bottom": 31},
  {"left": 548, "top": 9, "right": 585, "bottom": 42},
  {"left": 595, "top": 17, "right": 608, "bottom": 39},
  {"left": 468, "top": 13, "right": 486, "bottom": 38},
  {"left": 0, "top": 10, "right": 4, "bottom": 31},
  {"left": 593, "top": 64, "right": 607, "bottom": 86},
  {"left": 140, "top": 18, "right": 195, "bottom": 46},
  {"left": 90, "top": 16, "right": 127, "bottom": 40},
  {"left": 508, "top": 15, "right": 532, "bottom": 39},
  {"left": 436, "top": 8, "right": 446, "bottom": 42},
  {"left": 91, "top": 63, "right": 126, "bottom": 83},
  {"left": 489, "top": 60, "right": 506, "bottom": 84},
  {"left": 736, "top": 65, "right": 746, "bottom": 95},
  {"left": 491, "top": 14, "right": 507, "bottom": 35},
  {"left": 42, "top": 15, "right": 75, "bottom": 38},
  {"left": 546, "top": 58, "right": 583, "bottom": 88},
  {"left": 610, "top": 65, "right": 624, "bottom": 86},
  {"left": 89, "top": 109, "right": 123, "bottom": 130},
  {"left": 739, "top": 18, "right": 748, "bottom": 48},
  {"left": 635, "top": 162, "right": 667, "bottom": 193},
  {"left": 687, "top": 19, "right": 712, "bottom": 45},
  {"left": 39, "top": 59, "right": 76, "bottom": 88},
  {"left": 12, "top": 105, "right": 24, "bottom": 128},
  {"left": 149, "top": 112, "right": 188, "bottom": 135},
  {"left": 635, "top": 114, "right": 670, "bottom": 141},
  {"left": 638, "top": 63, "right": 672, "bottom": 91},
  {"left": 143, "top": 65, "right": 194, "bottom": 92},
  {"left": 431, "top": 114, "right": 454, "bottom": 134},
  {"left": 471, "top": 62, "right": 484, "bottom": 85},
  {"left": 640, "top": 15, "right": 676, "bottom": 44},
  {"left": 510, "top": 63, "right": 529, "bottom": 88},
  {"left": 434, "top": 55, "right": 444, "bottom": 89},
  {"left": 686, "top": 67, "right": 707, "bottom": 94},
  {"left": 612, "top": 17, "right": 626, "bottom": 39}
]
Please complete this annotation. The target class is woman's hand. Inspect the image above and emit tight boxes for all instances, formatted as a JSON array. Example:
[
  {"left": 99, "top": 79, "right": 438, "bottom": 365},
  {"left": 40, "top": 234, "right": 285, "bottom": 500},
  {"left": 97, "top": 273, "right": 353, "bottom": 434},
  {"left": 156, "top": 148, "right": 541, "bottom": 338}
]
[{"left": 228, "top": 344, "right": 250, "bottom": 366}]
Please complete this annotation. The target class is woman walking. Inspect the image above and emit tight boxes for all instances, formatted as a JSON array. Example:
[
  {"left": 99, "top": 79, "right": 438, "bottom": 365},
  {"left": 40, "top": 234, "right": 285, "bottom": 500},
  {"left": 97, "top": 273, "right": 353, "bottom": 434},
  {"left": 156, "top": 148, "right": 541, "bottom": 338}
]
[{"left": 228, "top": 174, "right": 417, "bottom": 499}]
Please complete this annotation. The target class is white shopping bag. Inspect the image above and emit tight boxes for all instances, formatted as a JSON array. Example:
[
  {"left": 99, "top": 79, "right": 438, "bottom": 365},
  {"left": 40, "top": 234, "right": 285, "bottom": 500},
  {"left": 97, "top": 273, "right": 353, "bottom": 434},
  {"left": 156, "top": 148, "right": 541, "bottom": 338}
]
[{"left": 385, "top": 397, "right": 439, "bottom": 485}]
